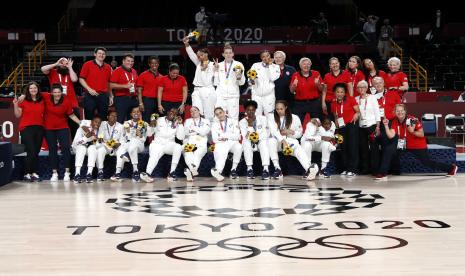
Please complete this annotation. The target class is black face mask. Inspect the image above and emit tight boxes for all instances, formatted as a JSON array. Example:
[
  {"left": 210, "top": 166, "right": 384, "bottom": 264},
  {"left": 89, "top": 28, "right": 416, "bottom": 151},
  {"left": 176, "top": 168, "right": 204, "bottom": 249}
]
[{"left": 57, "top": 67, "right": 69, "bottom": 75}]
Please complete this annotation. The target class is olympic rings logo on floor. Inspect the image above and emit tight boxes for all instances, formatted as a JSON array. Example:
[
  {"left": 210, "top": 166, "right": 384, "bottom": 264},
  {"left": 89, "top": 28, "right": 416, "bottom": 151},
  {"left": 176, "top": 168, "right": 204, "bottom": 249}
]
[{"left": 116, "top": 234, "right": 408, "bottom": 261}]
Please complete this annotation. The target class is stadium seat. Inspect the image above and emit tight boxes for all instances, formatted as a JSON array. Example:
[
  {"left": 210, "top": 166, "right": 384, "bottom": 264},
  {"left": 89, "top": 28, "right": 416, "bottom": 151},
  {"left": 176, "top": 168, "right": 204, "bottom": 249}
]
[{"left": 422, "top": 114, "right": 437, "bottom": 136}]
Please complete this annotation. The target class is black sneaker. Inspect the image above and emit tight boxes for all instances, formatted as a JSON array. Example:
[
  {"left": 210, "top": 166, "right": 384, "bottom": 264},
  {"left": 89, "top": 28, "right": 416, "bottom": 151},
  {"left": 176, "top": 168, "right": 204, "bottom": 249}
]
[
  {"left": 111, "top": 173, "right": 122, "bottom": 182},
  {"left": 230, "top": 169, "right": 239, "bottom": 179},
  {"left": 97, "top": 171, "right": 105, "bottom": 181},
  {"left": 31, "top": 173, "right": 41, "bottom": 182},
  {"left": 272, "top": 168, "right": 283, "bottom": 180},
  {"left": 320, "top": 168, "right": 330, "bottom": 178},
  {"left": 246, "top": 169, "right": 255, "bottom": 179},
  {"left": 261, "top": 170, "right": 270, "bottom": 180},
  {"left": 132, "top": 171, "right": 141, "bottom": 182},
  {"left": 86, "top": 174, "right": 93, "bottom": 183},
  {"left": 167, "top": 171, "right": 177, "bottom": 181},
  {"left": 74, "top": 174, "right": 82, "bottom": 183}
]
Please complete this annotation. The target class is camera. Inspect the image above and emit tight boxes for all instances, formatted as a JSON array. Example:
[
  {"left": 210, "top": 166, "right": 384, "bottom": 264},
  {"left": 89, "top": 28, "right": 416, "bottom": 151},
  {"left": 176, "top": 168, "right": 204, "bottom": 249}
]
[{"left": 406, "top": 118, "right": 418, "bottom": 126}]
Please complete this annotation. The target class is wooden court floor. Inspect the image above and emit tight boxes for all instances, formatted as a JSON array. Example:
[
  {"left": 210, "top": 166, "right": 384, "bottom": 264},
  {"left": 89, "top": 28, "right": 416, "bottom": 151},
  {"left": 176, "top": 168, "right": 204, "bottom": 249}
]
[{"left": 1, "top": 174, "right": 464, "bottom": 275}]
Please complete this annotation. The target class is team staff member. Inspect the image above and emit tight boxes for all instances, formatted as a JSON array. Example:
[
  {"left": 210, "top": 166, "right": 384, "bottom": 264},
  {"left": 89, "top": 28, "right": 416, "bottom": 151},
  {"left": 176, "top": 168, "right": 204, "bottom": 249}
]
[
  {"left": 331, "top": 83, "right": 360, "bottom": 177},
  {"left": 110, "top": 53, "right": 139, "bottom": 123},
  {"left": 213, "top": 43, "right": 246, "bottom": 120},
  {"left": 346, "top": 56, "right": 366, "bottom": 97},
  {"left": 273, "top": 51, "right": 296, "bottom": 105},
  {"left": 289, "top": 57, "right": 323, "bottom": 122},
  {"left": 384, "top": 57, "right": 409, "bottom": 98},
  {"left": 41, "top": 57, "right": 80, "bottom": 137},
  {"left": 183, "top": 36, "right": 216, "bottom": 120},
  {"left": 375, "top": 104, "right": 457, "bottom": 180},
  {"left": 248, "top": 50, "right": 281, "bottom": 117},
  {"left": 158, "top": 63, "right": 188, "bottom": 116},
  {"left": 13, "top": 81, "right": 44, "bottom": 182},
  {"left": 79, "top": 47, "right": 112, "bottom": 119},
  {"left": 362, "top": 58, "right": 386, "bottom": 94},
  {"left": 322, "top": 57, "right": 353, "bottom": 119},
  {"left": 239, "top": 100, "right": 271, "bottom": 180},
  {"left": 43, "top": 84, "right": 81, "bottom": 181},
  {"left": 137, "top": 56, "right": 163, "bottom": 122}
]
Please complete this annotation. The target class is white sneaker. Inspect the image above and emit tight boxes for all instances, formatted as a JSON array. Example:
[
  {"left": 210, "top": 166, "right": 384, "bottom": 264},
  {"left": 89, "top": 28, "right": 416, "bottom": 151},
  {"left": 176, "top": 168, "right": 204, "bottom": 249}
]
[
  {"left": 23, "top": 174, "right": 31, "bottom": 181},
  {"left": 306, "top": 163, "right": 319, "bottom": 181},
  {"left": 211, "top": 168, "right": 224, "bottom": 182},
  {"left": 184, "top": 169, "right": 193, "bottom": 182},
  {"left": 190, "top": 165, "right": 199, "bottom": 177},
  {"left": 64, "top": 172, "right": 71, "bottom": 182},
  {"left": 50, "top": 172, "right": 59, "bottom": 182},
  {"left": 140, "top": 172, "right": 154, "bottom": 183},
  {"left": 340, "top": 171, "right": 348, "bottom": 176},
  {"left": 346, "top": 172, "right": 356, "bottom": 177}
]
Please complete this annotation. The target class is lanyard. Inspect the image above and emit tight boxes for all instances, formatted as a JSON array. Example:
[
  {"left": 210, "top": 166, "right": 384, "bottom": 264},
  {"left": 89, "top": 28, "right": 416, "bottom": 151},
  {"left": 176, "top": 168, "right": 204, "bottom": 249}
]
[
  {"left": 359, "top": 96, "right": 368, "bottom": 111},
  {"left": 106, "top": 123, "right": 115, "bottom": 139},
  {"left": 280, "top": 117, "right": 286, "bottom": 130},
  {"left": 253, "top": 120, "right": 257, "bottom": 132},
  {"left": 58, "top": 74, "right": 68, "bottom": 84},
  {"left": 224, "top": 61, "right": 233, "bottom": 79},
  {"left": 397, "top": 120, "right": 407, "bottom": 139},
  {"left": 124, "top": 71, "right": 133, "bottom": 82},
  {"left": 220, "top": 118, "right": 228, "bottom": 133},
  {"left": 336, "top": 100, "right": 344, "bottom": 117},
  {"left": 193, "top": 117, "right": 202, "bottom": 127}
]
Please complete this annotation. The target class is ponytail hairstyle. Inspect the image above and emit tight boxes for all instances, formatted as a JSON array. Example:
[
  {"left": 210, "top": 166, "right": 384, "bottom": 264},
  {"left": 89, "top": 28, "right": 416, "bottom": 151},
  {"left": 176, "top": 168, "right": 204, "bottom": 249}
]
[{"left": 274, "top": 100, "right": 292, "bottom": 129}]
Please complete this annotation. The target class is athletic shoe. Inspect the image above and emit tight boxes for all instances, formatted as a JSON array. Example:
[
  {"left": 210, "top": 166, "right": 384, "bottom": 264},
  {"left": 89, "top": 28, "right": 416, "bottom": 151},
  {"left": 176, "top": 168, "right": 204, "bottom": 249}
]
[
  {"left": 211, "top": 168, "right": 224, "bottom": 182},
  {"left": 320, "top": 168, "right": 330, "bottom": 178},
  {"left": 246, "top": 169, "right": 255, "bottom": 179},
  {"left": 132, "top": 171, "right": 141, "bottom": 182},
  {"left": 97, "top": 171, "right": 105, "bottom": 182},
  {"left": 184, "top": 169, "right": 193, "bottom": 182},
  {"left": 23, "top": 174, "right": 31, "bottom": 182},
  {"left": 31, "top": 173, "right": 41, "bottom": 182},
  {"left": 340, "top": 171, "right": 348, "bottom": 176},
  {"left": 230, "top": 169, "right": 239, "bottom": 179},
  {"left": 140, "top": 172, "right": 154, "bottom": 183},
  {"left": 446, "top": 164, "right": 458, "bottom": 177},
  {"left": 305, "top": 163, "right": 319, "bottom": 181},
  {"left": 50, "top": 172, "right": 59, "bottom": 182},
  {"left": 272, "top": 168, "right": 283, "bottom": 180},
  {"left": 110, "top": 173, "right": 122, "bottom": 182},
  {"left": 73, "top": 174, "right": 82, "bottom": 183},
  {"left": 64, "top": 172, "right": 71, "bottom": 182},
  {"left": 85, "top": 174, "right": 93, "bottom": 183},
  {"left": 167, "top": 171, "right": 177, "bottom": 181},
  {"left": 261, "top": 170, "right": 270, "bottom": 180},
  {"left": 346, "top": 171, "right": 356, "bottom": 177},
  {"left": 374, "top": 174, "right": 387, "bottom": 181},
  {"left": 190, "top": 165, "right": 199, "bottom": 176}
]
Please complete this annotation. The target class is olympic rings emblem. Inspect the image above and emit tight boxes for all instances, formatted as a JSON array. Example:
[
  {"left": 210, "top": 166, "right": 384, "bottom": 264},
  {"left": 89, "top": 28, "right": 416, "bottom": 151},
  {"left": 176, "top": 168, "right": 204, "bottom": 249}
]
[{"left": 116, "top": 234, "right": 408, "bottom": 261}]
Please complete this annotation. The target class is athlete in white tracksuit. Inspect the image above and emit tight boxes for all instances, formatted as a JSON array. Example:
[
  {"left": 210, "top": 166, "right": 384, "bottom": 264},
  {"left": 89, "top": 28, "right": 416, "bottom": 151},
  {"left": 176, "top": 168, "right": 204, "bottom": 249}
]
[
  {"left": 301, "top": 118, "right": 336, "bottom": 176},
  {"left": 268, "top": 101, "right": 319, "bottom": 180},
  {"left": 182, "top": 106, "right": 210, "bottom": 181},
  {"left": 239, "top": 100, "right": 271, "bottom": 179},
  {"left": 248, "top": 51, "right": 280, "bottom": 117},
  {"left": 213, "top": 44, "right": 246, "bottom": 120},
  {"left": 140, "top": 109, "right": 185, "bottom": 182},
  {"left": 111, "top": 107, "right": 147, "bottom": 182},
  {"left": 183, "top": 37, "right": 216, "bottom": 120},
  {"left": 210, "top": 107, "right": 243, "bottom": 181},
  {"left": 96, "top": 111, "right": 125, "bottom": 181},
  {"left": 72, "top": 117, "right": 102, "bottom": 183}
]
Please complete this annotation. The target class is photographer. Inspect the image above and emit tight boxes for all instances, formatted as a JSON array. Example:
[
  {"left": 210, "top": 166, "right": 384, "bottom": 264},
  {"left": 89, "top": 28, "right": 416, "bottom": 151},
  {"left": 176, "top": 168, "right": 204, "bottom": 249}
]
[{"left": 374, "top": 104, "right": 457, "bottom": 180}]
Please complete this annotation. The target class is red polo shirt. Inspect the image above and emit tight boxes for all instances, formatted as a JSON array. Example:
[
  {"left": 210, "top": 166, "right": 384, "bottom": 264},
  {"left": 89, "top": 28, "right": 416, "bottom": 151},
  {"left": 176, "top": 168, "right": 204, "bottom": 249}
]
[
  {"left": 136, "top": 70, "right": 163, "bottom": 98},
  {"left": 47, "top": 69, "right": 78, "bottom": 108},
  {"left": 348, "top": 69, "right": 366, "bottom": 97},
  {"left": 79, "top": 60, "right": 112, "bottom": 93},
  {"left": 18, "top": 99, "right": 45, "bottom": 131},
  {"left": 331, "top": 96, "right": 358, "bottom": 125},
  {"left": 290, "top": 70, "right": 322, "bottom": 100},
  {"left": 376, "top": 90, "right": 401, "bottom": 120},
  {"left": 323, "top": 70, "right": 351, "bottom": 102},
  {"left": 110, "top": 66, "right": 139, "bottom": 97},
  {"left": 367, "top": 70, "right": 387, "bottom": 88},
  {"left": 385, "top": 71, "right": 408, "bottom": 98},
  {"left": 391, "top": 115, "right": 427, "bottom": 149},
  {"left": 42, "top": 93, "right": 73, "bottom": 130},
  {"left": 159, "top": 75, "right": 187, "bottom": 102}
]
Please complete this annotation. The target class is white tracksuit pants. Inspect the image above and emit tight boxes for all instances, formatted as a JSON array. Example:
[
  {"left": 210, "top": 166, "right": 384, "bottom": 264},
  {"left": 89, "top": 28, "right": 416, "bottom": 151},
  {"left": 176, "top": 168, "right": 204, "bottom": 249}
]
[
  {"left": 192, "top": 86, "right": 217, "bottom": 120},
  {"left": 243, "top": 139, "right": 270, "bottom": 167},
  {"left": 252, "top": 93, "right": 275, "bottom": 117},
  {"left": 74, "top": 144, "right": 97, "bottom": 170},
  {"left": 214, "top": 140, "right": 243, "bottom": 173},
  {"left": 116, "top": 139, "right": 144, "bottom": 168},
  {"left": 96, "top": 146, "right": 114, "bottom": 170},
  {"left": 183, "top": 143, "right": 207, "bottom": 173},
  {"left": 268, "top": 137, "right": 310, "bottom": 171},
  {"left": 146, "top": 141, "right": 182, "bottom": 175},
  {"left": 216, "top": 96, "right": 239, "bottom": 120},
  {"left": 301, "top": 140, "right": 336, "bottom": 164}
]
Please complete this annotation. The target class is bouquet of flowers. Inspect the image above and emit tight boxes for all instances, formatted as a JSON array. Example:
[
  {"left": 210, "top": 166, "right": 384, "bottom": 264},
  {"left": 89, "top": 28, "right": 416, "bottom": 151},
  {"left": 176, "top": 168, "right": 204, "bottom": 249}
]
[{"left": 184, "top": 143, "right": 198, "bottom": 153}]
